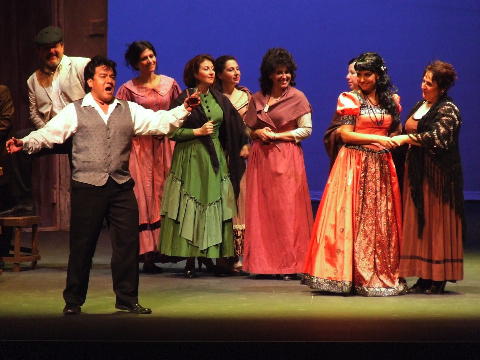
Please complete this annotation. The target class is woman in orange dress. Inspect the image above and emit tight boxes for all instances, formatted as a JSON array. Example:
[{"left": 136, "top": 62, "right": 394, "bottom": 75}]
[
  {"left": 303, "top": 52, "right": 406, "bottom": 296},
  {"left": 392, "top": 61, "right": 463, "bottom": 294}
]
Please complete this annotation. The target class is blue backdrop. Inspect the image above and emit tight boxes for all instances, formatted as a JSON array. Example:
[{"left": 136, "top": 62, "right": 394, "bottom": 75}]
[{"left": 108, "top": 0, "right": 480, "bottom": 199}]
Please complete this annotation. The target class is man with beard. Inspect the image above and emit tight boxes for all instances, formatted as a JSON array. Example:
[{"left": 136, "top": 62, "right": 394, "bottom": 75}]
[
  {"left": 6, "top": 56, "right": 200, "bottom": 315},
  {"left": 0, "top": 27, "right": 89, "bottom": 217},
  {"left": 28, "top": 26, "right": 89, "bottom": 129}
]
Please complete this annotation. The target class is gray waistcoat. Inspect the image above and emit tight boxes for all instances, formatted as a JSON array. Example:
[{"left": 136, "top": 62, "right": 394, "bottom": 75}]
[{"left": 72, "top": 99, "right": 134, "bottom": 186}]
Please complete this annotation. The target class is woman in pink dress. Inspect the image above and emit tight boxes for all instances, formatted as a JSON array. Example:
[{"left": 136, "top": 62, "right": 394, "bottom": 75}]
[
  {"left": 243, "top": 48, "right": 313, "bottom": 280},
  {"left": 116, "top": 41, "right": 181, "bottom": 273},
  {"left": 303, "top": 52, "right": 407, "bottom": 296}
]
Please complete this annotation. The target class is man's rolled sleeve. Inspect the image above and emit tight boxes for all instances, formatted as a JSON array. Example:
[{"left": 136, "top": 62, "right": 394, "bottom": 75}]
[{"left": 130, "top": 102, "right": 189, "bottom": 136}]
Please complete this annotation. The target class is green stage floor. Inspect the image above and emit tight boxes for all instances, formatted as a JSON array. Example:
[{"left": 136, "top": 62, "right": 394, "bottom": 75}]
[{"left": 0, "top": 230, "right": 479, "bottom": 343}]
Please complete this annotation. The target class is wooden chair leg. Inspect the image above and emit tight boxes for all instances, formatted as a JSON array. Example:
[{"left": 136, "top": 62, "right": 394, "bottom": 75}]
[
  {"left": 31, "top": 224, "right": 39, "bottom": 269},
  {"left": 13, "top": 227, "right": 21, "bottom": 272}
]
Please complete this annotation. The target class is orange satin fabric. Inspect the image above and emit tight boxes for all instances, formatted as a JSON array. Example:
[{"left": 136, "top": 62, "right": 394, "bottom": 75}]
[{"left": 303, "top": 91, "right": 404, "bottom": 295}]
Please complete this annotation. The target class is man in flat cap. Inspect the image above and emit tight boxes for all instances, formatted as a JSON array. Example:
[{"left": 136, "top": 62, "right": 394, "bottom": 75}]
[
  {"left": 28, "top": 26, "right": 90, "bottom": 128},
  {"left": 0, "top": 26, "right": 91, "bottom": 216}
]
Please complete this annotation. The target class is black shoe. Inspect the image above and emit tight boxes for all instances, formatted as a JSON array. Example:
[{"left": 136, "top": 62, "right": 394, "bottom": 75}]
[
  {"left": 197, "top": 257, "right": 216, "bottom": 273},
  {"left": 142, "top": 263, "right": 163, "bottom": 274},
  {"left": 63, "top": 304, "right": 81, "bottom": 315},
  {"left": 425, "top": 281, "right": 446, "bottom": 294},
  {"left": 115, "top": 303, "right": 152, "bottom": 314},
  {"left": 252, "top": 274, "right": 275, "bottom": 280},
  {"left": 408, "top": 278, "right": 432, "bottom": 294},
  {"left": 282, "top": 274, "right": 300, "bottom": 281},
  {"left": 184, "top": 257, "right": 197, "bottom": 278}
]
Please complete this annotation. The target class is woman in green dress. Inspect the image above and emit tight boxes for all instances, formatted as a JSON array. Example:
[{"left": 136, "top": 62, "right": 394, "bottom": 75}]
[{"left": 159, "top": 54, "right": 247, "bottom": 277}]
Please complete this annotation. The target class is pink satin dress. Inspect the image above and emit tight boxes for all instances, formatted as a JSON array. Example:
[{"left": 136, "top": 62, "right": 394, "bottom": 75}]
[
  {"left": 116, "top": 76, "right": 181, "bottom": 255},
  {"left": 303, "top": 91, "right": 406, "bottom": 296},
  {"left": 243, "top": 87, "right": 313, "bottom": 274}
]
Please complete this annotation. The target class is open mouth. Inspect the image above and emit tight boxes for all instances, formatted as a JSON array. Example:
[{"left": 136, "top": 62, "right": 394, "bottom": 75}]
[{"left": 105, "top": 86, "right": 113, "bottom": 92}]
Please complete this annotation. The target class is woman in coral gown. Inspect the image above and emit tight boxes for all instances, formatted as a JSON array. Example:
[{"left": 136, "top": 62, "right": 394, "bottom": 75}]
[
  {"left": 303, "top": 52, "right": 407, "bottom": 296},
  {"left": 116, "top": 41, "right": 181, "bottom": 273}
]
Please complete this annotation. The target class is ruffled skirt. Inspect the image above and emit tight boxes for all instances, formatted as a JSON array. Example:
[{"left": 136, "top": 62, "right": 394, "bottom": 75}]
[{"left": 159, "top": 137, "right": 235, "bottom": 258}]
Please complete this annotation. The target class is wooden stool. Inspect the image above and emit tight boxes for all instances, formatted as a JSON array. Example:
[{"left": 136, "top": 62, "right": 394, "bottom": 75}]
[{"left": 0, "top": 216, "right": 41, "bottom": 272}]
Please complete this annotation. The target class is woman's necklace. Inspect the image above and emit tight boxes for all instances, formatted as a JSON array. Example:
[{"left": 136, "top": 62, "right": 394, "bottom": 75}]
[
  {"left": 364, "top": 94, "right": 384, "bottom": 126},
  {"left": 263, "top": 93, "right": 282, "bottom": 113}
]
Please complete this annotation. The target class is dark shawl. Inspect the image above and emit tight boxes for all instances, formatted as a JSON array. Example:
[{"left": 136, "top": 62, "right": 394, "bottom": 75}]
[
  {"left": 170, "top": 87, "right": 248, "bottom": 198},
  {"left": 323, "top": 111, "right": 343, "bottom": 170},
  {"left": 405, "top": 95, "right": 464, "bottom": 238}
]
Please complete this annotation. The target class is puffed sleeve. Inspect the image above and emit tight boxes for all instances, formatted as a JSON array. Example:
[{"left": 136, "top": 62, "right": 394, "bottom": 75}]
[
  {"left": 167, "top": 81, "right": 191, "bottom": 140},
  {"left": 336, "top": 92, "right": 360, "bottom": 125},
  {"left": 115, "top": 84, "right": 133, "bottom": 101},
  {"left": 393, "top": 94, "right": 402, "bottom": 113},
  {"left": 170, "top": 80, "right": 181, "bottom": 102}
]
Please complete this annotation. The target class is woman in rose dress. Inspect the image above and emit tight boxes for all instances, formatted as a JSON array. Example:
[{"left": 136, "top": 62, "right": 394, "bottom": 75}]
[
  {"left": 243, "top": 48, "right": 313, "bottom": 280},
  {"left": 303, "top": 52, "right": 406, "bottom": 296},
  {"left": 214, "top": 55, "right": 251, "bottom": 273},
  {"left": 116, "top": 41, "right": 181, "bottom": 273}
]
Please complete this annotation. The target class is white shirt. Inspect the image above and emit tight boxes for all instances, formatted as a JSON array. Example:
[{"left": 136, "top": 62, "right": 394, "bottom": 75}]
[
  {"left": 22, "top": 92, "right": 189, "bottom": 154},
  {"left": 49, "top": 71, "right": 67, "bottom": 116},
  {"left": 291, "top": 113, "right": 313, "bottom": 142}
]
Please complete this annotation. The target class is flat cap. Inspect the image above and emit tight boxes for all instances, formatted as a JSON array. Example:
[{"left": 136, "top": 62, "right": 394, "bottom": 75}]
[{"left": 34, "top": 26, "right": 63, "bottom": 46}]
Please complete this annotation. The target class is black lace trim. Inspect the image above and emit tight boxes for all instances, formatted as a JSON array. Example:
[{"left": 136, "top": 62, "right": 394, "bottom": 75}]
[
  {"left": 400, "top": 255, "right": 463, "bottom": 264},
  {"left": 344, "top": 144, "right": 390, "bottom": 154},
  {"left": 138, "top": 220, "right": 161, "bottom": 232}
]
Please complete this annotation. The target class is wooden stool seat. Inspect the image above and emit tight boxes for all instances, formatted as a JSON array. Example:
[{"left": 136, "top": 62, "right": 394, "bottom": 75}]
[{"left": 0, "top": 215, "right": 41, "bottom": 272}]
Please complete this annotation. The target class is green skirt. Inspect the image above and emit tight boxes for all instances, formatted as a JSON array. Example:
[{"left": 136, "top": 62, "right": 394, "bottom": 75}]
[{"left": 159, "top": 137, "right": 236, "bottom": 258}]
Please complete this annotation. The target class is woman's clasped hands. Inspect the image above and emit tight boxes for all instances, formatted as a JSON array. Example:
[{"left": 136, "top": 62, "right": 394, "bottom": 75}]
[
  {"left": 253, "top": 127, "right": 277, "bottom": 142},
  {"left": 373, "top": 134, "right": 409, "bottom": 150}
]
